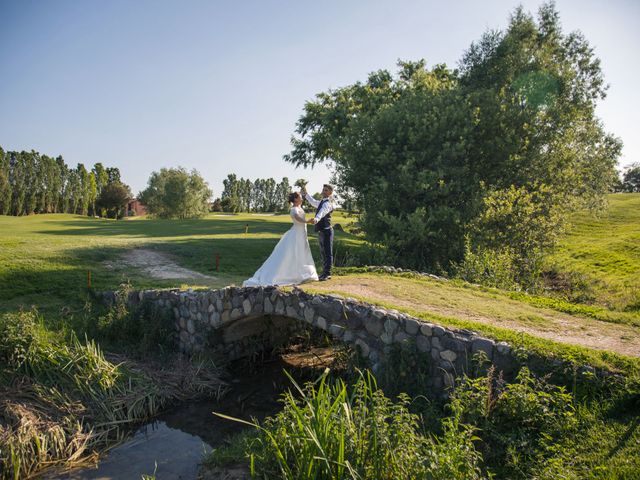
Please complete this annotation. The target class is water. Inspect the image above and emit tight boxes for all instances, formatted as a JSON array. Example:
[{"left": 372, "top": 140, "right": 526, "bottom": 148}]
[
  {"left": 57, "top": 420, "right": 212, "bottom": 479},
  {"left": 46, "top": 348, "right": 334, "bottom": 480}
]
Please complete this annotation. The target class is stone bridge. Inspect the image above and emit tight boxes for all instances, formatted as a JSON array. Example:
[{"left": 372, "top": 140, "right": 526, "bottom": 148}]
[{"left": 114, "top": 286, "right": 518, "bottom": 393}]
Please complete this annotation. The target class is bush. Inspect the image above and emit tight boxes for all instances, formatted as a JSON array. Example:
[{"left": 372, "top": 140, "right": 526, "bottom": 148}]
[
  {"left": 539, "top": 266, "right": 596, "bottom": 304},
  {"left": 453, "top": 237, "right": 519, "bottom": 291},
  {"left": 81, "top": 284, "right": 175, "bottom": 354},
  {"left": 332, "top": 240, "right": 389, "bottom": 268},
  {"left": 450, "top": 367, "right": 577, "bottom": 478},
  {"left": 0, "top": 309, "right": 46, "bottom": 372},
  {"left": 0, "top": 309, "right": 122, "bottom": 392}
]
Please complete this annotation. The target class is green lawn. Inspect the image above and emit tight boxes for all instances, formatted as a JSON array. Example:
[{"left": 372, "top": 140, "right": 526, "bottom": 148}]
[
  {"left": 303, "top": 273, "right": 640, "bottom": 374},
  {"left": 0, "top": 211, "right": 360, "bottom": 316},
  {"left": 548, "top": 193, "right": 640, "bottom": 310}
]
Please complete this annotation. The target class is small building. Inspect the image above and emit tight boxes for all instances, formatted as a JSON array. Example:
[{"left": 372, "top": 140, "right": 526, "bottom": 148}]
[{"left": 127, "top": 198, "right": 147, "bottom": 216}]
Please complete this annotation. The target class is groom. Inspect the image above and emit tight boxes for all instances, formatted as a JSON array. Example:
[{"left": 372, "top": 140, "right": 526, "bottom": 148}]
[{"left": 302, "top": 184, "right": 334, "bottom": 281}]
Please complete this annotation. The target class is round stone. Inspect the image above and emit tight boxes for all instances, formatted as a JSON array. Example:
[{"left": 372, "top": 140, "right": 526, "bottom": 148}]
[
  {"left": 404, "top": 318, "right": 420, "bottom": 335},
  {"left": 243, "top": 299, "right": 252, "bottom": 315},
  {"left": 440, "top": 350, "right": 457, "bottom": 362}
]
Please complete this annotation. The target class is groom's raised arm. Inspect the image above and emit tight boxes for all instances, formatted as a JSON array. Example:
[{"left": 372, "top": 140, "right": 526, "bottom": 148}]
[{"left": 304, "top": 192, "right": 320, "bottom": 208}]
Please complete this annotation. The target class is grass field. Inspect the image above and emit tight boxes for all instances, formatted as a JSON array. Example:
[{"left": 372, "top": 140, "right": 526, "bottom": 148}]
[
  {"left": 0, "top": 211, "right": 360, "bottom": 316},
  {"left": 1, "top": 199, "right": 639, "bottom": 363},
  {"left": 548, "top": 193, "right": 640, "bottom": 310},
  {"left": 3, "top": 194, "right": 637, "bottom": 317},
  {"left": 303, "top": 273, "right": 640, "bottom": 368}
]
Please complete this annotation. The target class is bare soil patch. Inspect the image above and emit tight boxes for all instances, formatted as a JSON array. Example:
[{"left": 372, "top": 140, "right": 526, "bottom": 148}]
[{"left": 108, "top": 248, "right": 217, "bottom": 281}]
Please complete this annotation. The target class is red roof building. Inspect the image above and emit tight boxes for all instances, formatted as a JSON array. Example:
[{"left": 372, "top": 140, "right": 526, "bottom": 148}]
[{"left": 127, "top": 198, "right": 147, "bottom": 216}]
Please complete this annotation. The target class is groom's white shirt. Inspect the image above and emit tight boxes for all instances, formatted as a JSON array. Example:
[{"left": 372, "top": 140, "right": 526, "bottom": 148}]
[{"left": 304, "top": 192, "right": 333, "bottom": 224}]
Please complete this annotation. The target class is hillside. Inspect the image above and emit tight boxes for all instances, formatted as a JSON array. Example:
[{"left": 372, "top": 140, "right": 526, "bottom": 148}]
[{"left": 547, "top": 193, "right": 640, "bottom": 310}]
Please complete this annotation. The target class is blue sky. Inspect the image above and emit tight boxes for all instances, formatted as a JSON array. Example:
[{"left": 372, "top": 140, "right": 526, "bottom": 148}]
[{"left": 1, "top": 0, "right": 638, "bottom": 197}]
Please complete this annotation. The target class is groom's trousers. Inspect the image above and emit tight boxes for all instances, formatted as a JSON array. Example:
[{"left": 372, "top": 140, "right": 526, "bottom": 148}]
[{"left": 317, "top": 228, "right": 333, "bottom": 276}]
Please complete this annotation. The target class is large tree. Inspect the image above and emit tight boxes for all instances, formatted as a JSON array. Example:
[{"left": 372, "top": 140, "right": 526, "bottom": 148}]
[
  {"left": 139, "top": 167, "right": 212, "bottom": 219},
  {"left": 284, "top": 3, "right": 621, "bottom": 284},
  {"left": 96, "top": 181, "right": 132, "bottom": 219},
  {"left": 56, "top": 156, "right": 70, "bottom": 213},
  {"left": 221, "top": 173, "right": 241, "bottom": 213}
]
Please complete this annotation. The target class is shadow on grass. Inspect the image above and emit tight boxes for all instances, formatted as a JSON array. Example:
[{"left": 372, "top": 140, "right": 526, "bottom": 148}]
[
  {"left": 5, "top": 214, "right": 363, "bottom": 316},
  {"left": 607, "top": 416, "right": 639, "bottom": 460},
  {"left": 0, "top": 233, "right": 354, "bottom": 314},
  {"left": 35, "top": 216, "right": 293, "bottom": 238}
]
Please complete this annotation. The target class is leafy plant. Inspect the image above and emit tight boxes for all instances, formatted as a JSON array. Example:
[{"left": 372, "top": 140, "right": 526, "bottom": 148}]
[
  {"left": 450, "top": 366, "right": 577, "bottom": 478},
  {"left": 453, "top": 237, "right": 519, "bottom": 291},
  {"left": 213, "top": 369, "right": 484, "bottom": 479},
  {"left": 81, "top": 283, "right": 176, "bottom": 354}
]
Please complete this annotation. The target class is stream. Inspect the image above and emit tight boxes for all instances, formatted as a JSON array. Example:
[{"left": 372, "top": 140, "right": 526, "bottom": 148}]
[{"left": 45, "top": 346, "right": 335, "bottom": 480}]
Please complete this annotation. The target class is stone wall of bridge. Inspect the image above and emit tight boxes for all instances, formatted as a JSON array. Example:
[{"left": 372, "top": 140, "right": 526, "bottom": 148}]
[{"left": 105, "top": 285, "right": 523, "bottom": 394}]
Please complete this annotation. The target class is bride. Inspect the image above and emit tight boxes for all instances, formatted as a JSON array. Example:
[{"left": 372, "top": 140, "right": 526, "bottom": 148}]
[{"left": 242, "top": 192, "right": 319, "bottom": 287}]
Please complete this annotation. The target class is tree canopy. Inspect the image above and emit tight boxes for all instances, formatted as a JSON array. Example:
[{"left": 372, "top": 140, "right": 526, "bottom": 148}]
[
  {"left": 219, "top": 174, "right": 291, "bottom": 213},
  {"left": 96, "top": 181, "right": 132, "bottom": 219},
  {"left": 621, "top": 163, "right": 640, "bottom": 192},
  {"left": 139, "top": 168, "right": 212, "bottom": 219},
  {"left": 284, "top": 3, "right": 621, "bottom": 285}
]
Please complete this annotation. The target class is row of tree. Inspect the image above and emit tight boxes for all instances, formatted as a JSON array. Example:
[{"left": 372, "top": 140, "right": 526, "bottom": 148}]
[
  {"left": 285, "top": 3, "right": 622, "bottom": 288},
  {"left": 217, "top": 174, "right": 292, "bottom": 213},
  {"left": 0, "top": 147, "right": 129, "bottom": 217}
]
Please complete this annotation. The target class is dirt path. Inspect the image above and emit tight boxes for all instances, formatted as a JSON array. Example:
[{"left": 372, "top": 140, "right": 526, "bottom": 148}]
[
  {"left": 108, "top": 250, "right": 638, "bottom": 358},
  {"left": 108, "top": 248, "right": 217, "bottom": 281},
  {"left": 303, "top": 276, "right": 640, "bottom": 358}
]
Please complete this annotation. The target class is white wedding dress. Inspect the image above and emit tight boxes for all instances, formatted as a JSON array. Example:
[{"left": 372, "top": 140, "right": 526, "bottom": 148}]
[{"left": 243, "top": 206, "right": 319, "bottom": 287}]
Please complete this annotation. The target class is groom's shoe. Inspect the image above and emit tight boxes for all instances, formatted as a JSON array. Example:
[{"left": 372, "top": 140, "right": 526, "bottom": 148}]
[{"left": 319, "top": 274, "right": 332, "bottom": 281}]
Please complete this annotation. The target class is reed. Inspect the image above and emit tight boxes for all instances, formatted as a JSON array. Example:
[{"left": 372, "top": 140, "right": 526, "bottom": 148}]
[
  {"left": 213, "top": 369, "right": 483, "bottom": 480},
  {"left": 0, "top": 310, "right": 227, "bottom": 479}
]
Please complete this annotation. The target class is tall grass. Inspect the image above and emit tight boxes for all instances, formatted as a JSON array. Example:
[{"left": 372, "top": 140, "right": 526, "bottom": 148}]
[
  {"left": 212, "top": 369, "right": 483, "bottom": 480},
  {"left": 0, "top": 309, "right": 227, "bottom": 479},
  {"left": 209, "top": 364, "right": 640, "bottom": 480}
]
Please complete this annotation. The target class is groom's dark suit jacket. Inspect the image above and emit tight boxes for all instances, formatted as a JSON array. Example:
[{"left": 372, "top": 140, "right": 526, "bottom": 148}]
[{"left": 314, "top": 198, "right": 332, "bottom": 232}]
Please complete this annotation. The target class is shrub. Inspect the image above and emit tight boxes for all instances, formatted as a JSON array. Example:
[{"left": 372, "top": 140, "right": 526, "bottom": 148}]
[
  {"left": 453, "top": 237, "right": 519, "bottom": 291},
  {"left": 332, "top": 240, "right": 389, "bottom": 268},
  {"left": 0, "top": 309, "right": 45, "bottom": 371},
  {"left": 82, "top": 284, "right": 175, "bottom": 354},
  {"left": 450, "top": 367, "right": 577, "bottom": 478}
]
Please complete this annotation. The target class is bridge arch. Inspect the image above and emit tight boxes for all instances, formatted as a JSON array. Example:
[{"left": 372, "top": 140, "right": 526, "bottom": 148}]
[{"left": 116, "top": 286, "right": 517, "bottom": 394}]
